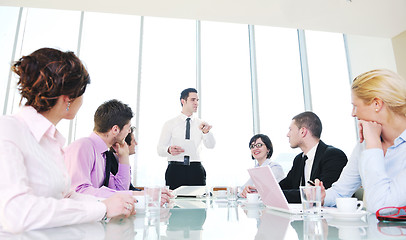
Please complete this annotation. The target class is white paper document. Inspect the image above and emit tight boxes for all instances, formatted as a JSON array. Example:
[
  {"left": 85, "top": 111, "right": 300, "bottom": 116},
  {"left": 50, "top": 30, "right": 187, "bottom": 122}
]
[{"left": 172, "top": 138, "right": 197, "bottom": 159}]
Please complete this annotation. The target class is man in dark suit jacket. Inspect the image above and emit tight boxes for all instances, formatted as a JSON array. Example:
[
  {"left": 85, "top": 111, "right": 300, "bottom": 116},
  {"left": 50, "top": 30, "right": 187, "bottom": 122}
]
[
  {"left": 104, "top": 127, "right": 141, "bottom": 191},
  {"left": 279, "top": 111, "right": 348, "bottom": 203}
]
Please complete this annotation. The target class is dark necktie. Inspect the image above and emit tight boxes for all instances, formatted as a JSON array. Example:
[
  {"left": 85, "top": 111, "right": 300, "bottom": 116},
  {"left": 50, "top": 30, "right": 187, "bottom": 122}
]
[
  {"left": 301, "top": 155, "right": 308, "bottom": 186},
  {"left": 184, "top": 118, "right": 191, "bottom": 165},
  {"left": 185, "top": 118, "right": 191, "bottom": 139},
  {"left": 102, "top": 151, "right": 112, "bottom": 187},
  {"left": 103, "top": 149, "right": 140, "bottom": 191}
]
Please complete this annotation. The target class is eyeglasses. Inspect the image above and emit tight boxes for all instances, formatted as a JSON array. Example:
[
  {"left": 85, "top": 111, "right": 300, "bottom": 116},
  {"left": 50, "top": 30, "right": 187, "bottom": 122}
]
[
  {"left": 250, "top": 143, "right": 264, "bottom": 149},
  {"left": 376, "top": 206, "right": 406, "bottom": 222}
]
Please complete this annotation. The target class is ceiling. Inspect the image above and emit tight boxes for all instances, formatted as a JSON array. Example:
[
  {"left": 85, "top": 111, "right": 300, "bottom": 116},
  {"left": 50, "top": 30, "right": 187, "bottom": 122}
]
[{"left": 1, "top": 0, "right": 405, "bottom": 38}]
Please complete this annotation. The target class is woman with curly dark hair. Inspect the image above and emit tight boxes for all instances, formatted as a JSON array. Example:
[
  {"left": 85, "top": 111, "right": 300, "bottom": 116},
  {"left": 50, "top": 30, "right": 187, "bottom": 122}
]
[{"left": 0, "top": 48, "right": 136, "bottom": 233}]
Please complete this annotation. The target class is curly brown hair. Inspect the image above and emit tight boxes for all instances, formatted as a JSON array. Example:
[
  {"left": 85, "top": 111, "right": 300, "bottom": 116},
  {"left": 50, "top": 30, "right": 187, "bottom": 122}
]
[{"left": 12, "top": 48, "right": 90, "bottom": 112}]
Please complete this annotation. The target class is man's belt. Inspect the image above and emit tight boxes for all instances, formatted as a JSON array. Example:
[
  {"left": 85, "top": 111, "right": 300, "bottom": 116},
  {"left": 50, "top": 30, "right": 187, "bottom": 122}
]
[{"left": 168, "top": 161, "right": 201, "bottom": 166}]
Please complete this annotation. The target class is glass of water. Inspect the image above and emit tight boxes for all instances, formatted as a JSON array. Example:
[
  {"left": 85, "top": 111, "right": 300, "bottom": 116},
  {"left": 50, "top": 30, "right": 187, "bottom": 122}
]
[
  {"left": 227, "top": 186, "right": 239, "bottom": 202},
  {"left": 145, "top": 186, "right": 161, "bottom": 217},
  {"left": 300, "top": 186, "right": 321, "bottom": 216}
]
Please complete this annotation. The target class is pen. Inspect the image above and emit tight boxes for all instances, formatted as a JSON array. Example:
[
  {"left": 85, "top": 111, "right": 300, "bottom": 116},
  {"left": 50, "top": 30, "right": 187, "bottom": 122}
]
[{"left": 307, "top": 180, "right": 315, "bottom": 186}]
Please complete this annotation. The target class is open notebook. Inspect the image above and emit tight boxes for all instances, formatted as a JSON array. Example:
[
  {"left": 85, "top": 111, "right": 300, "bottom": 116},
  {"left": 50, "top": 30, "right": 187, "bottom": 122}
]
[
  {"left": 173, "top": 186, "right": 208, "bottom": 198},
  {"left": 248, "top": 166, "right": 303, "bottom": 214}
]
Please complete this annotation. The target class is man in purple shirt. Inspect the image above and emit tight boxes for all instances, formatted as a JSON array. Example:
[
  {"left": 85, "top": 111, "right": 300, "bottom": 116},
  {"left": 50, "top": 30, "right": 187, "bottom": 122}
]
[{"left": 64, "top": 99, "right": 135, "bottom": 198}]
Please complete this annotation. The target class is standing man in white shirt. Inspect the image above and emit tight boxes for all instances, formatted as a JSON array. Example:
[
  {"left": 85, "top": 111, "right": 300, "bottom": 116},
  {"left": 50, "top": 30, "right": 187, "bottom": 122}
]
[{"left": 157, "top": 88, "right": 216, "bottom": 190}]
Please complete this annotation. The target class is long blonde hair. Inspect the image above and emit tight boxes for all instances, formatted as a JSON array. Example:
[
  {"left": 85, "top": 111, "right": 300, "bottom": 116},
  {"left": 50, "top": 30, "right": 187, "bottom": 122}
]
[{"left": 352, "top": 69, "right": 406, "bottom": 117}]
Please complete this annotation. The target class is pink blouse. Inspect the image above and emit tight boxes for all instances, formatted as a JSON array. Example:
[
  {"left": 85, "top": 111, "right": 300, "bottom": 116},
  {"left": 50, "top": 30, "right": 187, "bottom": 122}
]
[{"left": 0, "top": 106, "right": 105, "bottom": 233}]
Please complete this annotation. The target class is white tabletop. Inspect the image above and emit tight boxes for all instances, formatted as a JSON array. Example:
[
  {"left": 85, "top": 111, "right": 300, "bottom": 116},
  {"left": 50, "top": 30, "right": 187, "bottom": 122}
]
[{"left": 2, "top": 197, "right": 405, "bottom": 239}]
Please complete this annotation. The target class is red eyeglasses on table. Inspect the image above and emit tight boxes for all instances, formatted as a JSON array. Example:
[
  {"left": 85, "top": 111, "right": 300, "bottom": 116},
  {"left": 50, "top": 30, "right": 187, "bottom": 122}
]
[{"left": 376, "top": 206, "right": 406, "bottom": 222}]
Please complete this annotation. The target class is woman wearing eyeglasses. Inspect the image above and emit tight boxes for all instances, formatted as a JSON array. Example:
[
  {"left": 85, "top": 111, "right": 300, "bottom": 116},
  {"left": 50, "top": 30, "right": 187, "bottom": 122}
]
[
  {"left": 240, "top": 134, "right": 284, "bottom": 198},
  {"left": 0, "top": 48, "right": 136, "bottom": 233},
  {"left": 315, "top": 69, "right": 406, "bottom": 213}
]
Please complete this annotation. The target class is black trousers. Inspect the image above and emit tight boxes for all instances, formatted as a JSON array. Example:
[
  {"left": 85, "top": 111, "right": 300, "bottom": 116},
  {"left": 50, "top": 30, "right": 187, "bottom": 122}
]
[{"left": 165, "top": 162, "right": 206, "bottom": 190}]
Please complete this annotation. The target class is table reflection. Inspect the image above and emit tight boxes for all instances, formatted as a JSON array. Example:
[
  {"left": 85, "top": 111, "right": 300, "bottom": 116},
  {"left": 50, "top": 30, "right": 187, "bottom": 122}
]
[
  {"left": 255, "top": 209, "right": 292, "bottom": 239},
  {"left": 2, "top": 198, "right": 406, "bottom": 240},
  {"left": 0, "top": 217, "right": 136, "bottom": 240},
  {"left": 377, "top": 221, "right": 406, "bottom": 237},
  {"left": 293, "top": 218, "right": 338, "bottom": 240},
  {"left": 163, "top": 208, "right": 207, "bottom": 239},
  {"left": 327, "top": 217, "right": 367, "bottom": 240}
]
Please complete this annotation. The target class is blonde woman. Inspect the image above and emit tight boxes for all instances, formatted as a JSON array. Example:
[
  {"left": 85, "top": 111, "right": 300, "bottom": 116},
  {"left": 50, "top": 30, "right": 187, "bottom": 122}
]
[{"left": 316, "top": 69, "right": 406, "bottom": 212}]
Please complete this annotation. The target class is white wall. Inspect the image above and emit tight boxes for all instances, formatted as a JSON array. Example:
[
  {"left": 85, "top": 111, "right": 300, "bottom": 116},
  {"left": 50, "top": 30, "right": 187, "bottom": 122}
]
[
  {"left": 1, "top": 0, "right": 406, "bottom": 38},
  {"left": 392, "top": 31, "right": 406, "bottom": 79},
  {"left": 346, "top": 35, "right": 397, "bottom": 79}
]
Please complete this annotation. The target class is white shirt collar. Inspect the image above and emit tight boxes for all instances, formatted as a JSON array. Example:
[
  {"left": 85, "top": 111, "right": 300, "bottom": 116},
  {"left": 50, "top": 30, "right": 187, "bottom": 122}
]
[
  {"left": 256, "top": 158, "right": 271, "bottom": 167},
  {"left": 304, "top": 141, "right": 319, "bottom": 161},
  {"left": 180, "top": 112, "right": 195, "bottom": 121},
  {"left": 394, "top": 129, "right": 406, "bottom": 147},
  {"left": 16, "top": 106, "right": 65, "bottom": 147}
]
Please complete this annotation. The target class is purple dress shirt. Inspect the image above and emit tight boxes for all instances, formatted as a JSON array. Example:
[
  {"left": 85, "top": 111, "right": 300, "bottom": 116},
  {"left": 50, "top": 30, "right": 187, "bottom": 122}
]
[{"left": 64, "top": 132, "right": 132, "bottom": 198}]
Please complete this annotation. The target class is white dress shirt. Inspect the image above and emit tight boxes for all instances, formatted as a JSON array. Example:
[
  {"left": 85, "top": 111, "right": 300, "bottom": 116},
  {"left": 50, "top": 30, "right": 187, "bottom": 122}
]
[
  {"left": 324, "top": 129, "right": 406, "bottom": 212},
  {"left": 157, "top": 113, "right": 215, "bottom": 162},
  {"left": 243, "top": 158, "right": 285, "bottom": 187},
  {"left": 0, "top": 106, "right": 105, "bottom": 233},
  {"left": 304, "top": 143, "right": 318, "bottom": 184}
]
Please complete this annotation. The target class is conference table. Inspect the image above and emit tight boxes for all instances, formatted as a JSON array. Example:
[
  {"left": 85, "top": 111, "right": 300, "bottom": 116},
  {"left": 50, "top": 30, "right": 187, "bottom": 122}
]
[{"left": 5, "top": 196, "right": 405, "bottom": 239}]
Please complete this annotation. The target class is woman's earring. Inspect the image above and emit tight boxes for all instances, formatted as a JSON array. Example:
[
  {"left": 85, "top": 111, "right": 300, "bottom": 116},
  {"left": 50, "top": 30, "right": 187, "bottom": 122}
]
[
  {"left": 66, "top": 102, "right": 71, "bottom": 111},
  {"left": 375, "top": 109, "right": 378, "bottom": 112}
]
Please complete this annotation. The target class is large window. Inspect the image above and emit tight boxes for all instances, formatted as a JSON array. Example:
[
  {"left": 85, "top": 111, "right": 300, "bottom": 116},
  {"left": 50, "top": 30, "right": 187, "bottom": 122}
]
[
  {"left": 0, "top": 6, "right": 358, "bottom": 188},
  {"left": 0, "top": 7, "right": 20, "bottom": 115},
  {"left": 305, "top": 30, "right": 356, "bottom": 155},
  {"left": 136, "top": 17, "right": 196, "bottom": 186},
  {"left": 4, "top": 7, "right": 82, "bottom": 138},
  {"left": 255, "top": 26, "right": 304, "bottom": 173},
  {"left": 76, "top": 12, "right": 142, "bottom": 181},
  {"left": 200, "top": 21, "right": 252, "bottom": 187},
  {"left": 76, "top": 12, "right": 141, "bottom": 140}
]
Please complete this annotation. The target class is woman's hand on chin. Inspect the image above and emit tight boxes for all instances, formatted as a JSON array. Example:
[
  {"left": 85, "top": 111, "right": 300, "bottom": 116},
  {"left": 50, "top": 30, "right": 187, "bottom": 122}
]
[{"left": 358, "top": 120, "right": 382, "bottom": 149}]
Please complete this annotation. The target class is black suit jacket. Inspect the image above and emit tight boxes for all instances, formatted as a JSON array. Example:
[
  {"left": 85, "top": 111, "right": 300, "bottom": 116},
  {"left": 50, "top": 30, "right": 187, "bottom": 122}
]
[{"left": 279, "top": 140, "right": 348, "bottom": 203}]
